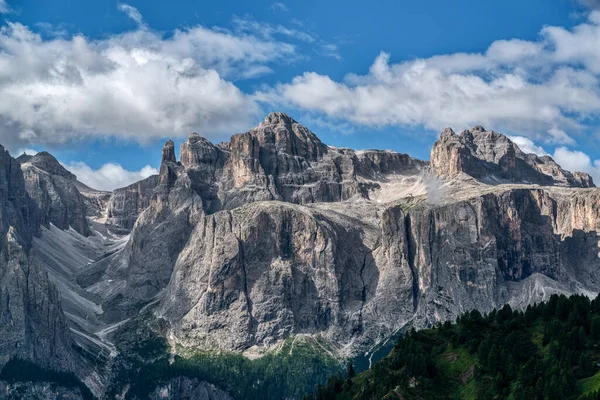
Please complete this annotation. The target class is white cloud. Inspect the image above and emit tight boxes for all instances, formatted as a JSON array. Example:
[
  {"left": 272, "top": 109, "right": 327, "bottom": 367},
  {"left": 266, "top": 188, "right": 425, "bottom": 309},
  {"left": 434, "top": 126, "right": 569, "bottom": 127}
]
[
  {"left": 257, "top": 12, "right": 600, "bottom": 143},
  {"left": 65, "top": 161, "right": 158, "bottom": 191},
  {"left": 15, "top": 148, "right": 38, "bottom": 156},
  {"left": 508, "top": 136, "right": 548, "bottom": 156},
  {"left": 553, "top": 146, "right": 600, "bottom": 183},
  {"left": 118, "top": 3, "right": 144, "bottom": 26},
  {"left": 0, "top": 0, "right": 9, "bottom": 14},
  {"left": 548, "top": 127, "right": 576, "bottom": 145},
  {"left": 0, "top": 13, "right": 299, "bottom": 150}
]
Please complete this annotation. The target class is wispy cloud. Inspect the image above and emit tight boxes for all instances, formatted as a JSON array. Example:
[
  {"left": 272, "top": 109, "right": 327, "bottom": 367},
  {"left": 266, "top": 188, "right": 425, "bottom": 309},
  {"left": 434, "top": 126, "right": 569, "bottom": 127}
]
[
  {"left": 232, "top": 15, "right": 342, "bottom": 60},
  {"left": 317, "top": 43, "right": 341, "bottom": 61},
  {"left": 117, "top": 3, "right": 144, "bottom": 25},
  {"left": 0, "top": 0, "right": 9, "bottom": 14},
  {"left": 233, "top": 15, "right": 316, "bottom": 43},
  {"left": 269, "top": 2, "right": 289, "bottom": 12}
]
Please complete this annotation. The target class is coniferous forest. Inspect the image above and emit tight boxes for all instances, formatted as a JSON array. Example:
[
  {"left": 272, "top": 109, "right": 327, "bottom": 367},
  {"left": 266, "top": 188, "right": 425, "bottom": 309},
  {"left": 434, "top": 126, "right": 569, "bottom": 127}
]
[{"left": 306, "top": 294, "right": 600, "bottom": 400}]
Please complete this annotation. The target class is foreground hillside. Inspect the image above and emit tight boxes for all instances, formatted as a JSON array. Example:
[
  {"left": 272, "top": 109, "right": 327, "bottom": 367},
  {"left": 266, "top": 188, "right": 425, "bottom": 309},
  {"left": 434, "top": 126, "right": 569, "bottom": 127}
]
[{"left": 308, "top": 293, "right": 600, "bottom": 400}]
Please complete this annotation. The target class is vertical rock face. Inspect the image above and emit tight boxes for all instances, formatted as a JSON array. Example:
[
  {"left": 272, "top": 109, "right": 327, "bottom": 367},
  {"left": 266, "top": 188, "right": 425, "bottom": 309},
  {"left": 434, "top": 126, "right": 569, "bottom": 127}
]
[
  {"left": 430, "top": 126, "right": 594, "bottom": 187},
  {"left": 0, "top": 147, "right": 75, "bottom": 371},
  {"left": 157, "top": 201, "right": 410, "bottom": 352},
  {"left": 105, "top": 174, "right": 159, "bottom": 230},
  {"left": 17, "top": 152, "right": 91, "bottom": 236}
]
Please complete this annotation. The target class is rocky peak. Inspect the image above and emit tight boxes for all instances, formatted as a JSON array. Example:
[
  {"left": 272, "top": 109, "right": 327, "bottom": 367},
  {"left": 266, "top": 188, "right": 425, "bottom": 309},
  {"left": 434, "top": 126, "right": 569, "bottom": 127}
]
[
  {"left": 261, "top": 111, "right": 297, "bottom": 127},
  {"left": 180, "top": 133, "right": 223, "bottom": 169},
  {"left": 17, "top": 151, "right": 76, "bottom": 180},
  {"left": 162, "top": 140, "right": 176, "bottom": 164},
  {"left": 431, "top": 126, "right": 594, "bottom": 188},
  {"left": 246, "top": 112, "right": 328, "bottom": 161},
  {"left": 469, "top": 125, "right": 486, "bottom": 134},
  {"left": 16, "top": 151, "right": 90, "bottom": 236},
  {"left": 439, "top": 127, "right": 456, "bottom": 139}
]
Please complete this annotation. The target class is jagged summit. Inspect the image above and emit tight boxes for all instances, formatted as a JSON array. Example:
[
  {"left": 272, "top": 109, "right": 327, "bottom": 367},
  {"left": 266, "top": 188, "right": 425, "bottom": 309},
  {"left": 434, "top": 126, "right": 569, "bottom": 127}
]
[
  {"left": 431, "top": 125, "right": 594, "bottom": 188},
  {"left": 17, "top": 151, "right": 77, "bottom": 180},
  {"left": 261, "top": 111, "right": 298, "bottom": 127},
  {"left": 161, "top": 139, "right": 176, "bottom": 164}
]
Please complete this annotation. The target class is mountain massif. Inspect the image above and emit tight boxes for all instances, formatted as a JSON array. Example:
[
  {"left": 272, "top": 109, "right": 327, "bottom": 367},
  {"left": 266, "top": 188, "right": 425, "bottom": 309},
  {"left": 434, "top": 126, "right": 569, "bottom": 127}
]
[{"left": 1, "top": 112, "right": 599, "bottom": 399}]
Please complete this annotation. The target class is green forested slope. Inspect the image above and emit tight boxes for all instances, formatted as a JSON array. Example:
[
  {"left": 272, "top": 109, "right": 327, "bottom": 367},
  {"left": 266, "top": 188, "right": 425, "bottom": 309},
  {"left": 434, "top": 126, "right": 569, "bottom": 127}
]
[{"left": 307, "top": 294, "right": 600, "bottom": 400}]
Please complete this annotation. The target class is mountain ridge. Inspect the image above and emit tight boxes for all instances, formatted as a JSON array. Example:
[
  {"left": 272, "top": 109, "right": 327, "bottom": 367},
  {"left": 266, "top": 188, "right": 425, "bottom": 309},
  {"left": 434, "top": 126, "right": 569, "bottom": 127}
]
[{"left": 1, "top": 113, "right": 600, "bottom": 399}]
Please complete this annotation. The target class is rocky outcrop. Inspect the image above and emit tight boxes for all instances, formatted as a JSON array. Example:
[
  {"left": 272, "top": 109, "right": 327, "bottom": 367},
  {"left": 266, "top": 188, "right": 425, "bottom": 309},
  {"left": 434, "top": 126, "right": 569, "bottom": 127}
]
[
  {"left": 156, "top": 201, "right": 412, "bottom": 353},
  {"left": 431, "top": 126, "right": 594, "bottom": 187},
  {"left": 78, "top": 113, "right": 426, "bottom": 325},
  {"left": 17, "top": 152, "right": 91, "bottom": 236}
]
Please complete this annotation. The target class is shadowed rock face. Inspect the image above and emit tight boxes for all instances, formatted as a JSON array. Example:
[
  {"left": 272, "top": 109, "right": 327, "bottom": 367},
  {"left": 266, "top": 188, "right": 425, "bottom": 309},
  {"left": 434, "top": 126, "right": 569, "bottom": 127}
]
[
  {"left": 0, "top": 147, "right": 76, "bottom": 372},
  {"left": 431, "top": 126, "right": 594, "bottom": 187}
]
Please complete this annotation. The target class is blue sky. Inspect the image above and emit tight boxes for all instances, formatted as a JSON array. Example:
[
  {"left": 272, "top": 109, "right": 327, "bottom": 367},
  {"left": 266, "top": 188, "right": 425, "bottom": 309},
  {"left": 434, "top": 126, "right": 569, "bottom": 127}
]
[{"left": 1, "top": 0, "right": 600, "bottom": 189}]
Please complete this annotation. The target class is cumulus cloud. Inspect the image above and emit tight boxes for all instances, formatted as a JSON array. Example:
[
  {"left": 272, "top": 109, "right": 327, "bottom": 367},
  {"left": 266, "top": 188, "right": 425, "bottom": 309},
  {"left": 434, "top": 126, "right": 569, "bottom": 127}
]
[
  {"left": 0, "top": 14, "right": 298, "bottom": 150},
  {"left": 553, "top": 147, "right": 600, "bottom": 183},
  {"left": 256, "top": 12, "right": 600, "bottom": 144},
  {"left": 508, "top": 136, "right": 548, "bottom": 156},
  {"left": 65, "top": 162, "right": 158, "bottom": 191}
]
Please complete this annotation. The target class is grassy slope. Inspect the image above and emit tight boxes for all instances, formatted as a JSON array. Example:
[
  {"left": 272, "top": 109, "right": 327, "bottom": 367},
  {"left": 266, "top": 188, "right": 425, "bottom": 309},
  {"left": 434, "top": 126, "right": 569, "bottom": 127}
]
[{"left": 581, "top": 371, "right": 600, "bottom": 395}]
